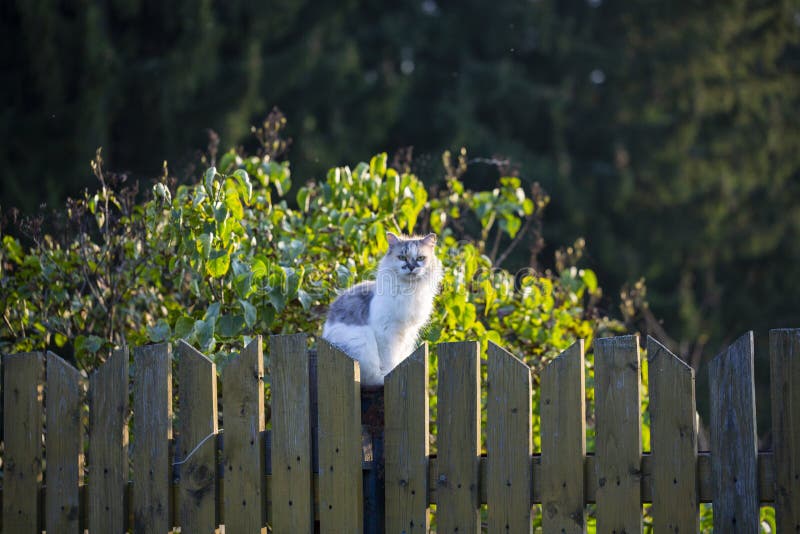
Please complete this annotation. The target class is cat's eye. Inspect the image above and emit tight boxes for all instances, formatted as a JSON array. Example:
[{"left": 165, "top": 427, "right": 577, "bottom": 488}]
[
  {"left": 398, "top": 255, "right": 407, "bottom": 260},
  {"left": 416, "top": 256, "right": 425, "bottom": 261}
]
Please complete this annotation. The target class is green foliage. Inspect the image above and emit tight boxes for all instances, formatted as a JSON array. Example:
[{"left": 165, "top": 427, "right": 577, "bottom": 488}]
[{"left": 2, "top": 126, "right": 615, "bottom": 380}]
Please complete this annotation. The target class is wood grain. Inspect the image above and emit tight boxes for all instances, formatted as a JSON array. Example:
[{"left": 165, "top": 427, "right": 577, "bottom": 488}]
[
  {"left": 487, "top": 342, "right": 532, "bottom": 533},
  {"left": 45, "top": 352, "right": 84, "bottom": 533},
  {"left": 222, "top": 337, "right": 267, "bottom": 533},
  {"left": 384, "top": 344, "right": 430, "bottom": 533},
  {"left": 88, "top": 347, "right": 129, "bottom": 532},
  {"left": 770, "top": 329, "right": 800, "bottom": 532},
  {"left": 132, "top": 343, "right": 173, "bottom": 533},
  {"left": 176, "top": 340, "right": 219, "bottom": 533},
  {"left": 540, "top": 340, "right": 586, "bottom": 533},
  {"left": 709, "top": 331, "right": 759, "bottom": 532},
  {"left": 317, "top": 339, "right": 363, "bottom": 533},
  {"left": 594, "top": 335, "right": 642, "bottom": 534},
  {"left": 436, "top": 341, "right": 480, "bottom": 533},
  {"left": 270, "top": 333, "right": 314, "bottom": 533},
  {"left": 647, "top": 337, "right": 698, "bottom": 533},
  {"left": 2, "top": 352, "right": 44, "bottom": 534}
]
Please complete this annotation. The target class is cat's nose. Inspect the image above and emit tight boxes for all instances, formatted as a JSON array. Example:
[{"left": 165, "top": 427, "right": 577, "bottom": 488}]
[{"left": 407, "top": 265, "right": 416, "bottom": 272}]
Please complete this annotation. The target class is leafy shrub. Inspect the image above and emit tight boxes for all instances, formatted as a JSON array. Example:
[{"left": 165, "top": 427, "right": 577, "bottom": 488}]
[{"left": 1, "top": 126, "right": 613, "bottom": 374}]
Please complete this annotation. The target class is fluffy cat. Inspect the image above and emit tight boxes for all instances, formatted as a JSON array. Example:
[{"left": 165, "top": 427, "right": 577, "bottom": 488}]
[{"left": 322, "top": 232, "right": 443, "bottom": 385}]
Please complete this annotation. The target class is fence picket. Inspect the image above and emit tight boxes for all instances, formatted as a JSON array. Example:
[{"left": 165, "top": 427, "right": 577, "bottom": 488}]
[
  {"left": 222, "top": 337, "right": 267, "bottom": 533},
  {"left": 437, "top": 341, "right": 480, "bottom": 533},
  {"left": 45, "top": 352, "right": 84, "bottom": 534},
  {"left": 176, "top": 340, "right": 219, "bottom": 533},
  {"left": 88, "top": 347, "right": 129, "bottom": 532},
  {"left": 2, "top": 352, "right": 44, "bottom": 534},
  {"left": 271, "top": 333, "right": 314, "bottom": 533},
  {"left": 317, "top": 339, "right": 363, "bottom": 533},
  {"left": 540, "top": 340, "right": 586, "bottom": 533},
  {"left": 647, "top": 337, "right": 698, "bottom": 533},
  {"left": 595, "top": 335, "right": 642, "bottom": 534},
  {"left": 385, "top": 344, "right": 430, "bottom": 533},
  {"left": 487, "top": 342, "right": 532, "bottom": 533},
  {"left": 770, "top": 329, "right": 800, "bottom": 531},
  {"left": 132, "top": 343, "right": 172, "bottom": 533},
  {"left": 709, "top": 332, "right": 759, "bottom": 532}
]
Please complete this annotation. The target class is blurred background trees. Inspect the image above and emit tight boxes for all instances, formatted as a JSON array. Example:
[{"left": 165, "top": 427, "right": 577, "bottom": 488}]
[{"left": 2, "top": 0, "right": 799, "bottom": 402}]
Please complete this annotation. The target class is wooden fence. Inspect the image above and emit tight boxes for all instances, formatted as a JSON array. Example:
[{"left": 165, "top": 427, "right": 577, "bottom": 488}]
[{"left": 1, "top": 330, "right": 799, "bottom": 533}]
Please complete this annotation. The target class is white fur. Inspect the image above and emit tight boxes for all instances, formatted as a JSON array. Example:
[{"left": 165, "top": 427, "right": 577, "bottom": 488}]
[{"left": 322, "top": 240, "right": 442, "bottom": 385}]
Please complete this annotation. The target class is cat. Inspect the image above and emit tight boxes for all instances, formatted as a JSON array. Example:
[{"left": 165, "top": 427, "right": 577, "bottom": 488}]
[{"left": 322, "top": 232, "right": 443, "bottom": 385}]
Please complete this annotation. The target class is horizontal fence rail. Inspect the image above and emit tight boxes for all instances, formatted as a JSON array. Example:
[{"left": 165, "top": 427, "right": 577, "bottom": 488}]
[{"left": 1, "top": 330, "right": 798, "bottom": 533}]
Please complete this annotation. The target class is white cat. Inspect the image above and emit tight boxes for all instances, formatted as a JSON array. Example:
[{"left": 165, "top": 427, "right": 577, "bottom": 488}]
[{"left": 322, "top": 232, "right": 442, "bottom": 385}]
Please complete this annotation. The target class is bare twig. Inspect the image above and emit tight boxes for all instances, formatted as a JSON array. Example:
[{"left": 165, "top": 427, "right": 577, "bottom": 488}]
[{"left": 495, "top": 214, "right": 535, "bottom": 268}]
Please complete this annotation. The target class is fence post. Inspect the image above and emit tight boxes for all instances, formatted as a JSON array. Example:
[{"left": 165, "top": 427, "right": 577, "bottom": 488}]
[
  {"left": 709, "top": 332, "right": 759, "bottom": 532},
  {"left": 540, "top": 340, "right": 586, "bottom": 533},
  {"left": 175, "top": 340, "right": 219, "bottom": 533},
  {"left": 647, "top": 337, "right": 698, "bottom": 533},
  {"left": 271, "top": 334, "right": 314, "bottom": 533},
  {"left": 222, "top": 336, "right": 267, "bottom": 533},
  {"left": 2, "top": 352, "right": 44, "bottom": 534},
  {"left": 385, "top": 344, "right": 429, "bottom": 533},
  {"left": 45, "top": 352, "right": 84, "bottom": 534},
  {"left": 437, "top": 341, "right": 480, "bottom": 533},
  {"left": 132, "top": 343, "right": 173, "bottom": 533},
  {"left": 594, "top": 335, "right": 642, "bottom": 534},
  {"left": 770, "top": 329, "right": 800, "bottom": 531},
  {"left": 317, "top": 339, "right": 364, "bottom": 533},
  {"left": 487, "top": 341, "right": 532, "bottom": 533},
  {"left": 88, "top": 348, "right": 129, "bottom": 533}
]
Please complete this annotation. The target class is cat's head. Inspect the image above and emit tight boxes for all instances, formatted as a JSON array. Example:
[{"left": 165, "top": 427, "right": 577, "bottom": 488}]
[{"left": 380, "top": 232, "right": 440, "bottom": 281}]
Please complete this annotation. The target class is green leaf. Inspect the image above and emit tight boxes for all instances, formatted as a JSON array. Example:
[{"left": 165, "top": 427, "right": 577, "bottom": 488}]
[
  {"left": 147, "top": 319, "right": 171, "bottom": 343},
  {"left": 196, "top": 233, "right": 212, "bottom": 259},
  {"left": 370, "top": 153, "right": 388, "bottom": 177},
  {"left": 206, "top": 249, "right": 230, "bottom": 277},
  {"left": 581, "top": 269, "right": 598, "bottom": 294},
  {"left": 224, "top": 178, "right": 244, "bottom": 219},
  {"left": 204, "top": 167, "right": 217, "bottom": 194},
  {"left": 297, "top": 289, "right": 313, "bottom": 310},
  {"left": 3, "top": 236, "right": 24, "bottom": 264},
  {"left": 204, "top": 302, "right": 221, "bottom": 321},
  {"left": 233, "top": 169, "right": 253, "bottom": 204},
  {"left": 194, "top": 319, "right": 215, "bottom": 351},
  {"left": 217, "top": 314, "right": 245, "bottom": 337},
  {"left": 218, "top": 151, "right": 238, "bottom": 173},
  {"left": 240, "top": 300, "right": 257, "bottom": 327},
  {"left": 174, "top": 316, "right": 195, "bottom": 339}
]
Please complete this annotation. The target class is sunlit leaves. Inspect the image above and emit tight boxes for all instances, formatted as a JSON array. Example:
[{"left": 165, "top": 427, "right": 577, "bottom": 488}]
[{"left": 1, "top": 144, "right": 609, "bottom": 382}]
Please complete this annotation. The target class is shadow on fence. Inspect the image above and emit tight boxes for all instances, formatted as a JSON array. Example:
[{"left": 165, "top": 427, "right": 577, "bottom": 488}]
[{"left": 2, "top": 330, "right": 799, "bottom": 532}]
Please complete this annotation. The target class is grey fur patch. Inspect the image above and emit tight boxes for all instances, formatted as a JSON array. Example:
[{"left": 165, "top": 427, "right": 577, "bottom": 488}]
[{"left": 326, "top": 281, "right": 375, "bottom": 325}]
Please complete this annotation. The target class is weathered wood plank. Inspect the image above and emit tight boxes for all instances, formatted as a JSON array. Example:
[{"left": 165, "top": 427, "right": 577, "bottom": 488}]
[
  {"left": 709, "top": 331, "right": 759, "bottom": 532},
  {"left": 317, "top": 339, "right": 363, "bottom": 533},
  {"left": 540, "top": 340, "right": 586, "bottom": 533},
  {"left": 594, "top": 335, "right": 642, "bottom": 534},
  {"left": 647, "top": 337, "right": 698, "bottom": 533},
  {"left": 132, "top": 343, "right": 173, "bottom": 533},
  {"left": 384, "top": 344, "right": 430, "bottom": 533},
  {"left": 770, "top": 329, "right": 800, "bottom": 532},
  {"left": 271, "top": 334, "right": 314, "bottom": 533},
  {"left": 88, "top": 348, "right": 129, "bottom": 532},
  {"left": 175, "top": 340, "right": 218, "bottom": 533},
  {"left": 45, "top": 352, "right": 84, "bottom": 533},
  {"left": 487, "top": 342, "right": 532, "bottom": 533},
  {"left": 436, "top": 341, "right": 480, "bottom": 533},
  {"left": 2, "top": 352, "right": 45, "bottom": 534},
  {"left": 222, "top": 337, "right": 267, "bottom": 533}
]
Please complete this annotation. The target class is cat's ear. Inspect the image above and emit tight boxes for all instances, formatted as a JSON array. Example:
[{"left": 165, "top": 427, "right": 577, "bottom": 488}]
[
  {"left": 386, "top": 232, "right": 401, "bottom": 247},
  {"left": 421, "top": 233, "right": 437, "bottom": 246}
]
